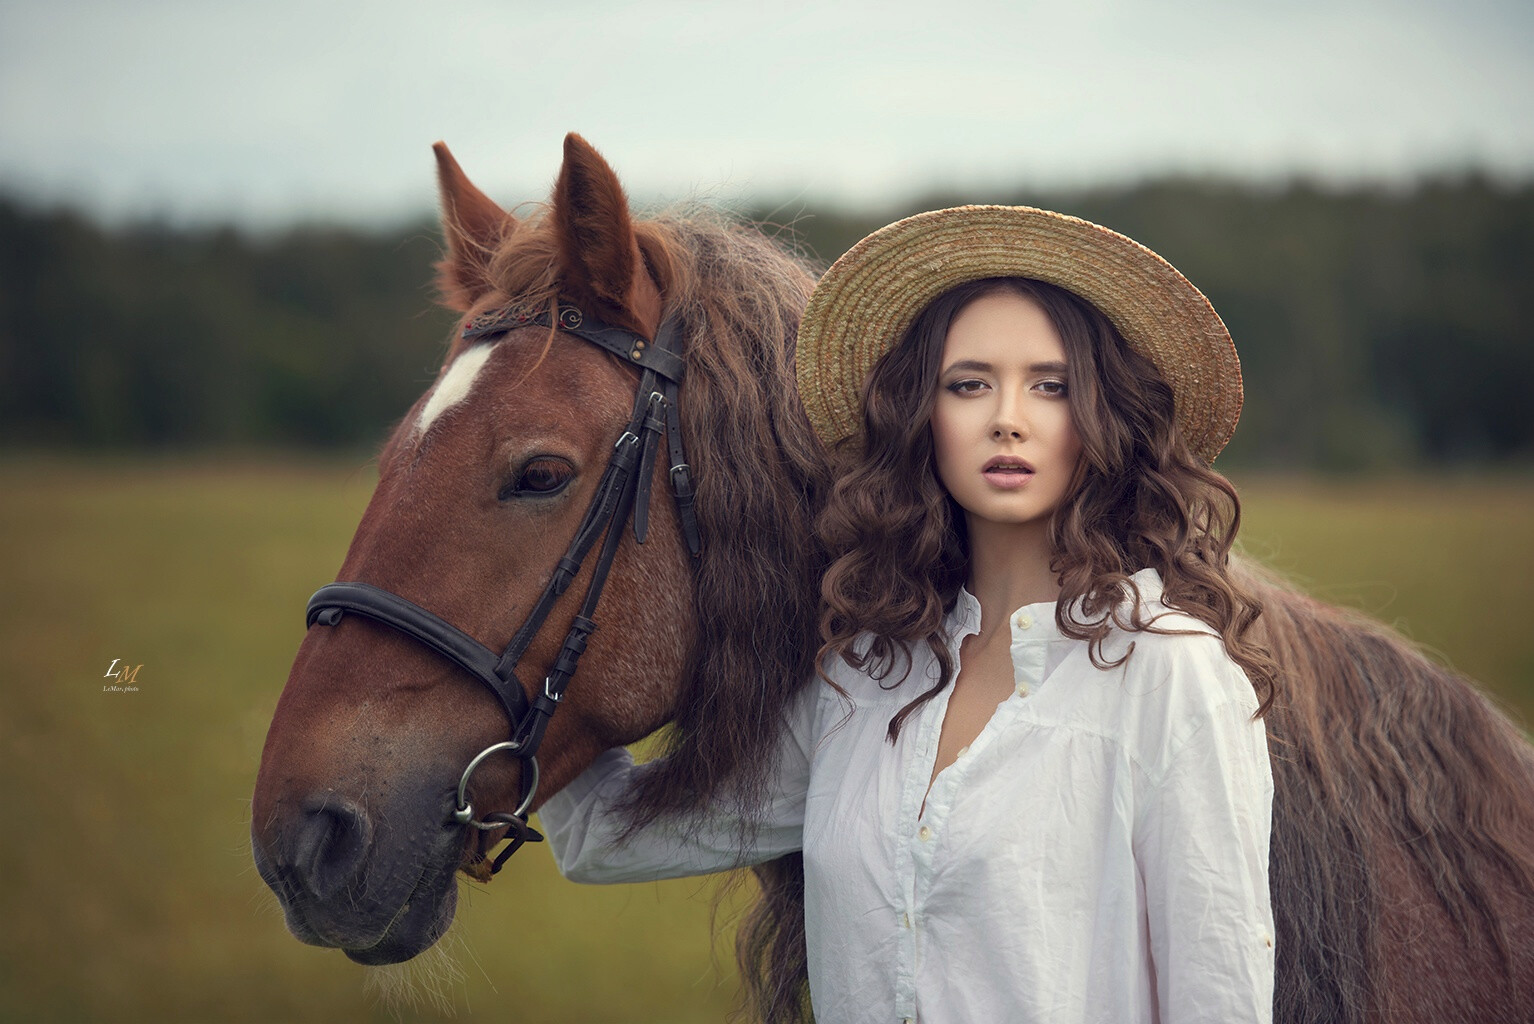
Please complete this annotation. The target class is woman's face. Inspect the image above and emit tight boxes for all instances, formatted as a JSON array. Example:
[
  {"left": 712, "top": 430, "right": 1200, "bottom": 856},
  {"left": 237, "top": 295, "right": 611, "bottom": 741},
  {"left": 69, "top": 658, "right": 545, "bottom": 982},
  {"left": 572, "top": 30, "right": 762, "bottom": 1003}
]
[{"left": 930, "top": 289, "right": 1083, "bottom": 531}]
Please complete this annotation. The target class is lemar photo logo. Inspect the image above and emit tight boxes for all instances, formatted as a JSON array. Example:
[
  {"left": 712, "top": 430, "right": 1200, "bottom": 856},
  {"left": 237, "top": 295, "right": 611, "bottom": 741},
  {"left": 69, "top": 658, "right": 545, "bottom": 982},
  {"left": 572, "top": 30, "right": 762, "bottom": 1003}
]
[{"left": 102, "top": 658, "right": 142, "bottom": 693}]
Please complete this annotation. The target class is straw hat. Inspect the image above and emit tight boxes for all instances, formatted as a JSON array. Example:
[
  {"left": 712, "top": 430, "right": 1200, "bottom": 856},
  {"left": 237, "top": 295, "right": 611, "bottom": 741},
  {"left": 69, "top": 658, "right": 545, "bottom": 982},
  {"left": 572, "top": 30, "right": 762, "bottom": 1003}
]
[{"left": 796, "top": 205, "right": 1242, "bottom": 464}]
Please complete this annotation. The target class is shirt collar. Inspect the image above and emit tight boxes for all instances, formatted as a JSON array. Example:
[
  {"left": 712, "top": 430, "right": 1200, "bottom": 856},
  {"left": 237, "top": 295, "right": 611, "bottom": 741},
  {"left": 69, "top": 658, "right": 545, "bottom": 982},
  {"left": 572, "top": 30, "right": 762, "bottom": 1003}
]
[
  {"left": 951, "top": 587, "right": 982, "bottom": 638},
  {"left": 949, "top": 567, "right": 1165, "bottom": 638}
]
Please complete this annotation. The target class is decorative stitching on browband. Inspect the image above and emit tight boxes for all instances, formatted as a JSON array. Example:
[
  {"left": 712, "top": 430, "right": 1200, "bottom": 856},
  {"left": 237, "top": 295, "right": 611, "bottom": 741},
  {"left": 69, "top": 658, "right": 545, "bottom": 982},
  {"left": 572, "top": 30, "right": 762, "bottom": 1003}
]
[{"left": 461, "top": 300, "right": 574, "bottom": 340}]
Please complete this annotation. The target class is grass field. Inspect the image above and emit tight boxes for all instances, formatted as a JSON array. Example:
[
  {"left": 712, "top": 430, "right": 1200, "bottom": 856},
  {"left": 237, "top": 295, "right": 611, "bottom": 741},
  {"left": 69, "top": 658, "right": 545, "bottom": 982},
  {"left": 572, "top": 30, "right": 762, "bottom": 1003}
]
[{"left": 1, "top": 455, "right": 1530, "bottom": 1022}]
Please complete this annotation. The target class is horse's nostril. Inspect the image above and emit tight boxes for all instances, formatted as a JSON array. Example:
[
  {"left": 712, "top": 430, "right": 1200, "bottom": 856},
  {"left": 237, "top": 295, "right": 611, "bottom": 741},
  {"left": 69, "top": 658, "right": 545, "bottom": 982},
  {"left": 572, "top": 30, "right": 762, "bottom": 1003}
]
[{"left": 292, "top": 794, "right": 373, "bottom": 900}]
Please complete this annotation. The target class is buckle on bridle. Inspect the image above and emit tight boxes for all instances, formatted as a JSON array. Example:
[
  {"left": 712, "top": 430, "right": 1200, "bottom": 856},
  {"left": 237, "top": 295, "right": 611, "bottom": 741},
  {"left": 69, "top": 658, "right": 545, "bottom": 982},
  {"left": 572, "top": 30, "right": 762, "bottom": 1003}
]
[{"left": 670, "top": 462, "right": 694, "bottom": 497}]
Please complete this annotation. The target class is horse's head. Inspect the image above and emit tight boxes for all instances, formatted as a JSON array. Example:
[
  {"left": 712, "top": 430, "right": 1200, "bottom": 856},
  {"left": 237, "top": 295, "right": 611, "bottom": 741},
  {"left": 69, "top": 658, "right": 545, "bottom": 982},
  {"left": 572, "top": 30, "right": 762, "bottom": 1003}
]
[{"left": 251, "top": 135, "right": 825, "bottom": 966}]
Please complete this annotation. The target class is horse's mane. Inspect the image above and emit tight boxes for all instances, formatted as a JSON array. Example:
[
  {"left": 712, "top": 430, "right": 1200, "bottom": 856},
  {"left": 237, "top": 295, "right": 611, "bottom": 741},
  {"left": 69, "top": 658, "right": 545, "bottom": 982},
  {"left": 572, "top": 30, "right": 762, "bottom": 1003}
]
[
  {"left": 476, "top": 207, "right": 829, "bottom": 818},
  {"left": 628, "top": 217, "right": 828, "bottom": 1022},
  {"left": 622, "top": 215, "right": 827, "bottom": 1023},
  {"left": 470, "top": 206, "right": 824, "bottom": 1021},
  {"left": 613, "top": 212, "right": 830, "bottom": 833},
  {"left": 1243, "top": 558, "right": 1534, "bottom": 1023}
]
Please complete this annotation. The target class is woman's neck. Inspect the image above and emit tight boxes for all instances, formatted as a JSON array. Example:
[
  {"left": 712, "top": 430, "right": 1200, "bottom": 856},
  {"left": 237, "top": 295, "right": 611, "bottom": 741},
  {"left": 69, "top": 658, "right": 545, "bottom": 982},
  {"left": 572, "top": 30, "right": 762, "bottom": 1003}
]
[{"left": 964, "top": 516, "right": 1062, "bottom": 633}]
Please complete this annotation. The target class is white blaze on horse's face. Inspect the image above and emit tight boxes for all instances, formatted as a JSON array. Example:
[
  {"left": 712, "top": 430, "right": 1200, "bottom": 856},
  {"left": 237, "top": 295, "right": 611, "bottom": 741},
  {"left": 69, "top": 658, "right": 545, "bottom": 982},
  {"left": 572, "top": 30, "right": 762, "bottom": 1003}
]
[{"left": 412, "top": 343, "right": 496, "bottom": 439}]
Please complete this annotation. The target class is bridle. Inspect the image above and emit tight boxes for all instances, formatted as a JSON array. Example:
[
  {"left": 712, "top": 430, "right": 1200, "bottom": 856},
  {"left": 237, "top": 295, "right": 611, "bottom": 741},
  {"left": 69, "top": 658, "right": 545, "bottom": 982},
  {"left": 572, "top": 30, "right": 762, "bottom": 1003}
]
[{"left": 304, "top": 299, "right": 699, "bottom": 874}]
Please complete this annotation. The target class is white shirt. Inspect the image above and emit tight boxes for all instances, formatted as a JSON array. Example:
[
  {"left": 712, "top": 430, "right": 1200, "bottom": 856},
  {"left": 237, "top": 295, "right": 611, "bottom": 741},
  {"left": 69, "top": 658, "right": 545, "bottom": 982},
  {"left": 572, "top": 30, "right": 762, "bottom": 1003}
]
[{"left": 540, "top": 568, "right": 1275, "bottom": 1023}]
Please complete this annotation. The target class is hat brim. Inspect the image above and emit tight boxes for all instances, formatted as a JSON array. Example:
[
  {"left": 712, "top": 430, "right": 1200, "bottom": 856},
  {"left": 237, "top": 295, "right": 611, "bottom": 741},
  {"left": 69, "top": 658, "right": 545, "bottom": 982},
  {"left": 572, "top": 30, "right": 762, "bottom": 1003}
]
[{"left": 796, "top": 205, "right": 1242, "bottom": 464}]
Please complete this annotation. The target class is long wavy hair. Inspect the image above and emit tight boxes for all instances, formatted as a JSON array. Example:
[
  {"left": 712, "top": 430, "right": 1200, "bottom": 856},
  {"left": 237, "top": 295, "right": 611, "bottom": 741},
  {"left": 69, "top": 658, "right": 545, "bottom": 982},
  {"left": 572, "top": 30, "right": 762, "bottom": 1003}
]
[{"left": 817, "top": 277, "right": 1277, "bottom": 737}]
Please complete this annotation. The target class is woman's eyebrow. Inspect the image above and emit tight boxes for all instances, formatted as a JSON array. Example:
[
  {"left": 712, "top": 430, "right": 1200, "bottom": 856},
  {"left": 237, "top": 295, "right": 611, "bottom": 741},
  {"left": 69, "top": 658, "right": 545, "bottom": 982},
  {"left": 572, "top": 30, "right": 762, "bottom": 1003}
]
[
  {"left": 940, "top": 359, "right": 1070, "bottom": 374},
  {"left": 942, "top": 359, "right": 994, "bottom": 374}
]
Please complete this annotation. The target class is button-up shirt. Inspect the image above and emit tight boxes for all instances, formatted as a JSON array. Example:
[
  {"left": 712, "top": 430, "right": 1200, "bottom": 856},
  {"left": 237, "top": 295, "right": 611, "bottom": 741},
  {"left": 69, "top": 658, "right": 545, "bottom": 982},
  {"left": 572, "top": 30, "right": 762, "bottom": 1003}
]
[{"left": 540, "top": 569, "right": 1275, "bottom": 1023}]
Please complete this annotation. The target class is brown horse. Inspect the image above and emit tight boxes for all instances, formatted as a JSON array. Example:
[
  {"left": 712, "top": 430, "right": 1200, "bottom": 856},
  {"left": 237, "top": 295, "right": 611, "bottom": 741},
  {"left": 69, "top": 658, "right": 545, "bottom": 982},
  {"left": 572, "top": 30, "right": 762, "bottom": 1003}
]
[{"left": 251, "top": 135, "right": 1534, "bottom": 1023}]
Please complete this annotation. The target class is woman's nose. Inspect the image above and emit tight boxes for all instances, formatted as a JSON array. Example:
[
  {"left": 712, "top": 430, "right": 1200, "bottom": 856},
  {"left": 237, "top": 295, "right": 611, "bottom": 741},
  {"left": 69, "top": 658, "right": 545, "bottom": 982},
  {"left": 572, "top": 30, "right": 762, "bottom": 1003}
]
[{"left": 990, "top": 394, "right": 1028, "bottom": 440}]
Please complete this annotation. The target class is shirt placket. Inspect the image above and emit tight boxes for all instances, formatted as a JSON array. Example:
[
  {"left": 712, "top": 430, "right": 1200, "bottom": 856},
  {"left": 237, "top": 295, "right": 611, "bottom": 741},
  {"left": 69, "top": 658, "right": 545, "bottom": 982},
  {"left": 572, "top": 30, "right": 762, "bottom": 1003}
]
[
  {"left": 892, "top": 629, "right": 969, "bottom": 1024},
  {"left": 1009, "top": 607, "right": 1048, "bottom": 699}
]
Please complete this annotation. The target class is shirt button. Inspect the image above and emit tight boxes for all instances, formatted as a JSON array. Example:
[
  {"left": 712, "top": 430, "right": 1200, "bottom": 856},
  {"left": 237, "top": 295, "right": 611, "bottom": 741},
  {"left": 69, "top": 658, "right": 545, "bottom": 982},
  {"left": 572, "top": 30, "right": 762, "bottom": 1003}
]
[
  {"left": 1015, "top": 681, "right": 1030, "bottom": 698},
  {"left": 1014, "top": 612, "right": 1033, "bottom": 630},
  {"left": 956, "top": 744, "right": 970, "bottom": 759},
  {"left": 918, "top": 825, "right": 933, "bottom": 842},
  {"left": 900, "top": 911, "right": 911, "bottom": 929}
]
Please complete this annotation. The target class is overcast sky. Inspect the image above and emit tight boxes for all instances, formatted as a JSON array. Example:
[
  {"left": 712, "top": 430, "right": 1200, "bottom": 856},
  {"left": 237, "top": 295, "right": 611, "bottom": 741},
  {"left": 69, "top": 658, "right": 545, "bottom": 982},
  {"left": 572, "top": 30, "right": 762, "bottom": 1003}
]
[{"left": 2, "top": 0, "right": 1531, "bottom": 227}]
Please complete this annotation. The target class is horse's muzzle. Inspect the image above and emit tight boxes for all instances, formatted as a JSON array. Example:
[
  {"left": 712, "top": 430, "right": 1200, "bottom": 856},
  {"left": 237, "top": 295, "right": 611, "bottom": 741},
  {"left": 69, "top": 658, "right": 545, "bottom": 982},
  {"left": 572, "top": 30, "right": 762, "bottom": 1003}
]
[{"left": 252, "top": 789, "right": 462, "bottom": 961}]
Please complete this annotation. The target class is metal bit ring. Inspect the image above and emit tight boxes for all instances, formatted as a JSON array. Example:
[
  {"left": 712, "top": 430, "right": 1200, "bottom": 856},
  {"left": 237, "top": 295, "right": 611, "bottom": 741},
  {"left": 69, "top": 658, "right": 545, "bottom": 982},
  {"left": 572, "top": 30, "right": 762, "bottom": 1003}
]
[{"left": 452, "top": 740, "right": 539, "bottom": 828}]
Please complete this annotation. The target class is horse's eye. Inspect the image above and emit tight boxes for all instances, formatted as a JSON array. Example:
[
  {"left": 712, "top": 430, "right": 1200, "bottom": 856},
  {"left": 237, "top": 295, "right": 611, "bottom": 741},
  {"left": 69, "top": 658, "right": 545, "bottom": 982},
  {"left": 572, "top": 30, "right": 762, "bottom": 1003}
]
[{"left": 503, "top": 458, "right": 573, "bottom": 499}]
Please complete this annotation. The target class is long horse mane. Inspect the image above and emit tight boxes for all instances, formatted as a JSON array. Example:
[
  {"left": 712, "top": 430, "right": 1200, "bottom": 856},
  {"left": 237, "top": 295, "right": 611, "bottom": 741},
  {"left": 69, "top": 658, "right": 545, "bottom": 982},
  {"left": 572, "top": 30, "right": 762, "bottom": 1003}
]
[
  {"left": 609, "top": 211, "right": 831, "bottom": 831},
  {"left": 459, "top": 204, "right": 826, "bottom": 1020},
  {"left": 632, "top": 217, "right": 829, "bottom": 1021},
  {"left": 1240, "top": 558, "right": 1534, "bottom": 1023},
  {"left": 613, "top": 214, "right": 828, "bottom": 1023},
  {"left": 458, "top": 205, "right": 829, "bottom": 819}
]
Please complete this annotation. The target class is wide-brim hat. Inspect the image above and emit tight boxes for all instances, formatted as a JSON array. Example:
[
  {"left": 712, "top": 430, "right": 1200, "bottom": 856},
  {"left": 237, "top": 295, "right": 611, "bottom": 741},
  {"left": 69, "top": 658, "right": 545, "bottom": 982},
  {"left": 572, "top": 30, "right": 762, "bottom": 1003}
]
[{"left": 796, "top": 205, "right": 1242, "bottom": 464}]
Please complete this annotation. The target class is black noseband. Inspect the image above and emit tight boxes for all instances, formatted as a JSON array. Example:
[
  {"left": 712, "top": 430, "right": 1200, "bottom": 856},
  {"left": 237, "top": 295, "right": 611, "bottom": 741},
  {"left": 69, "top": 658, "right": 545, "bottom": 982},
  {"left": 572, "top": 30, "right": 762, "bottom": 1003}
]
[{"left": 304, "top": 300, "right": 699, "bottom": 874}]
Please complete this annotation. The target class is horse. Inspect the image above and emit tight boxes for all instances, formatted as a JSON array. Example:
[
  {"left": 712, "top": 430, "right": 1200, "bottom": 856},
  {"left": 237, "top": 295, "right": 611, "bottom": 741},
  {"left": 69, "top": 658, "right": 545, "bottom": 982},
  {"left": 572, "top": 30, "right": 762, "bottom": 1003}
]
[{"left": 251, "top": 134, "right": 1534, "bottom": 1023}]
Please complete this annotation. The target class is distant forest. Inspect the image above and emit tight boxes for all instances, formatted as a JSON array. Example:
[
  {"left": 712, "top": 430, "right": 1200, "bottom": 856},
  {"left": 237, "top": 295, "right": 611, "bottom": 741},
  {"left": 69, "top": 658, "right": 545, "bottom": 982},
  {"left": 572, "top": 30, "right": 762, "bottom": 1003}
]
[{"left": 2, "top": 177, "right": 1531, "bottom": 468}]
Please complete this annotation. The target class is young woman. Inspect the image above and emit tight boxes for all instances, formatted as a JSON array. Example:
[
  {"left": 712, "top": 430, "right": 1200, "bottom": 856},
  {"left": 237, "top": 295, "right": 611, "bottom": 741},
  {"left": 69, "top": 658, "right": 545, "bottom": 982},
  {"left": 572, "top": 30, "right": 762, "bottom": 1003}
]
[{"left": 539, "top": 205, "right": 1277, "bottom": 1023}]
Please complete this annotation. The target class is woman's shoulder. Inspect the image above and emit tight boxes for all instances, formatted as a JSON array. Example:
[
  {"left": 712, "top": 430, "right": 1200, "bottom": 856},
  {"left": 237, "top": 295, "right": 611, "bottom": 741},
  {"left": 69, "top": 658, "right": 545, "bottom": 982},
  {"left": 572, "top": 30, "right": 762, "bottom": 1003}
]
[
  {"left": 1107, "top": 569, "right": 1240, "bottom": 659},
  {"left": 1084, "top": 570, "right": 1261, "bottom": 744},
  {"left": 1118, "top": 622, "right": 1254, "bottom": 708}
]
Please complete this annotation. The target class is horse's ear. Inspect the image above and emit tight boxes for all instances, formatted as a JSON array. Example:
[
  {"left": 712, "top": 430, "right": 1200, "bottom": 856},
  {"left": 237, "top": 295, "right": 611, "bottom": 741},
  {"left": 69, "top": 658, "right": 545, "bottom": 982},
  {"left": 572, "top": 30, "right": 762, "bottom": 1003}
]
[
  {"left": 550, "top": 133, "right": 663, "bottom": 336},
  {"left": 433, "top": 142, "right": 516, "bottom": 311}
]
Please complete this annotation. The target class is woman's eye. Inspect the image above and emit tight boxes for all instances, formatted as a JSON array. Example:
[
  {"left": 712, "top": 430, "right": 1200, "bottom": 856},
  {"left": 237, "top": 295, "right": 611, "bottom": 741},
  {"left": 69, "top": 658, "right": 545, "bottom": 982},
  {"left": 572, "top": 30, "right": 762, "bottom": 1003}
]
[
  {"left": 947, "top": 378, "right": 986, "bottom": 395},
  {"left": 1036, "top": 379, "right": 1069, "bottom": 397},
  {"left": 502, "top": 458, "right": 573, "bottom": 499}
]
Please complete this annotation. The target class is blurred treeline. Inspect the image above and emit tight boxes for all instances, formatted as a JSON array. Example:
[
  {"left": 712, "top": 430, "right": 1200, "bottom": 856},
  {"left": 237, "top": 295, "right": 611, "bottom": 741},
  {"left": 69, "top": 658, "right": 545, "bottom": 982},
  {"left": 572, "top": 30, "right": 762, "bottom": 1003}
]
[{"left": 2, "top": 176, "right": 1531, "bottom": 467}]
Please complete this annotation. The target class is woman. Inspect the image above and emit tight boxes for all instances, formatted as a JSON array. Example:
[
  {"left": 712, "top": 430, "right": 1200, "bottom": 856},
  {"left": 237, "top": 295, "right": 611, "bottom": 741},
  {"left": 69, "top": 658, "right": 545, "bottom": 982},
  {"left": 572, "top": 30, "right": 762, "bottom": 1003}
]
[{"left": 540, "top": 205, "right": 1277, "bottom": 1023}]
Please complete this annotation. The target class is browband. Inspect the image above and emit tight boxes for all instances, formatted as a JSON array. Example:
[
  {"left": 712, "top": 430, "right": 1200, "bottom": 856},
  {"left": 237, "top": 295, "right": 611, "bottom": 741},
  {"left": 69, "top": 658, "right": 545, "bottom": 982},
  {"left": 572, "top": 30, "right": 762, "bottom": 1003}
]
[{"left": 462, "top": 301, "right": 686, "bottom": 383}]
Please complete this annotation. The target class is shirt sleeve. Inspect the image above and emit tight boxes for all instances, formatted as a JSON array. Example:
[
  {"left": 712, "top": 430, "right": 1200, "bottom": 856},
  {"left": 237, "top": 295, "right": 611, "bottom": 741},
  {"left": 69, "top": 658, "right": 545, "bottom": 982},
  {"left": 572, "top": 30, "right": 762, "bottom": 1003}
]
[
  {"left": 1137, "top": 696, "right": 1276, "bottom": 1024},
  {"left": 537, "top": 682, "right": 818, "bottom": 884}
]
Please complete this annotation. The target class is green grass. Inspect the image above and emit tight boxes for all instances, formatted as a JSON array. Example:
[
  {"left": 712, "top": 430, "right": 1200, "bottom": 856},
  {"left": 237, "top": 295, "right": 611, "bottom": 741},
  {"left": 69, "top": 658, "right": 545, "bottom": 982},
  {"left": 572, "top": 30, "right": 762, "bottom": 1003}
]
[
  {"left": 1, "top": 455, "right": 1530, "bottom": 1021},
  {"left": 1231, "top": 472, "right": 1534, "bottom": 726}
]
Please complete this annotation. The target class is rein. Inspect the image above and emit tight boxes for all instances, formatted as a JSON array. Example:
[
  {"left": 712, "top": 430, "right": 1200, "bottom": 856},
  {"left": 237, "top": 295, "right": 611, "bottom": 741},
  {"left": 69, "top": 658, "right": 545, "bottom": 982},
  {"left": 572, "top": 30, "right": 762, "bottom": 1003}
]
[{"left": 304, "top": 300, "right": 699, "bottom": 874}]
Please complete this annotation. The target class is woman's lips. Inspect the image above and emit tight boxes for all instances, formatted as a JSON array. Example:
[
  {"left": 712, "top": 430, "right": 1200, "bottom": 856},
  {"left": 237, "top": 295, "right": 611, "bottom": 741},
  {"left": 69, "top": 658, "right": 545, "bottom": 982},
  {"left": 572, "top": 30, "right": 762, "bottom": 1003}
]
[{"left": 982, "top": 457, "right": 1035, "bottom": 489}]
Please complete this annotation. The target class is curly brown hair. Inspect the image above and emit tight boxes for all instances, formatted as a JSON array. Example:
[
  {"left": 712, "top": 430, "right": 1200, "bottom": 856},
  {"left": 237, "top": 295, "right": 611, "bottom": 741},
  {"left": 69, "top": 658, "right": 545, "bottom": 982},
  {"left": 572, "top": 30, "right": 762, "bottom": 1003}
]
[{"left": 816, "top": 277, "right": 1277, "bottom": 738}]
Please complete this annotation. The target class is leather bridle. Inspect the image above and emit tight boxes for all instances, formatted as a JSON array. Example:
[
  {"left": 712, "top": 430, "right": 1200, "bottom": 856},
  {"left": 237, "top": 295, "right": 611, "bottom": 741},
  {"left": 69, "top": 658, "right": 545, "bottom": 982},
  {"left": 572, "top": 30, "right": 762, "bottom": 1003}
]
[{"left": 304, "top": 299, "right": 699, "bottom": 874}]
